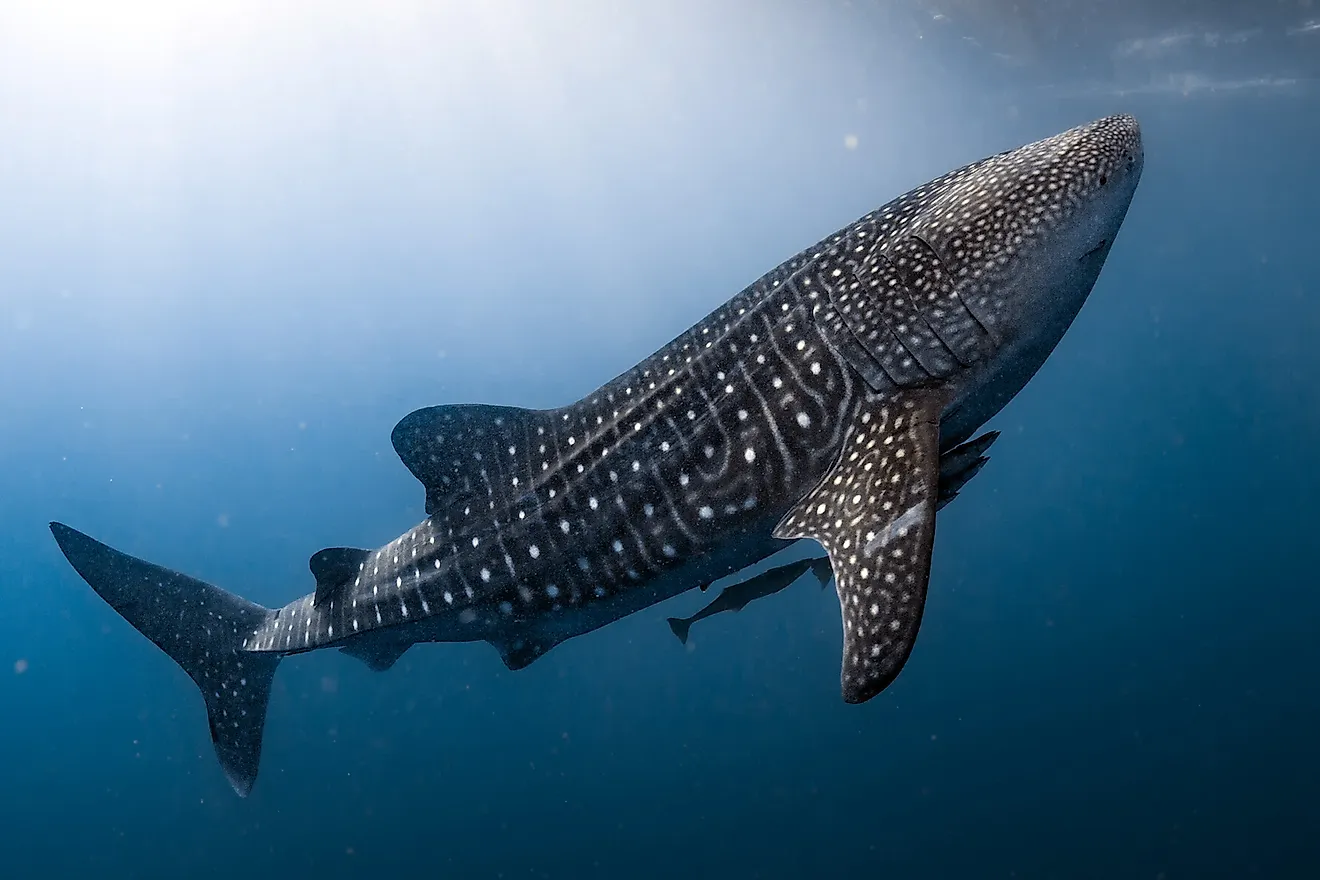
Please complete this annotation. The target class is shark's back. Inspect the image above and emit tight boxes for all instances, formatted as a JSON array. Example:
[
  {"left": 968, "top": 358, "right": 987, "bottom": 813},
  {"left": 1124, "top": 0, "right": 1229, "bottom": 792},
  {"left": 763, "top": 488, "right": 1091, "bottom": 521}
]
[
  {"left": 244, "top": 147, "right": 1020, "bottom": 659},
  {"left": 391, "top": 145, "right": 1011, "bottom": 551}
]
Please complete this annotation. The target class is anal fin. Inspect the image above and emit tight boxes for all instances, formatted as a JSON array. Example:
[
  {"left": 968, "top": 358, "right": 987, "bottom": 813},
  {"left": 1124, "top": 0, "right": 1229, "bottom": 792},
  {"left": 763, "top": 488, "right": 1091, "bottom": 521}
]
[
  {"left": 491, "top": 636, "right": 561, "bottom": 671},
  {"left": 774, "top": 388, "right": 945, "bottom": 703},
  {"left": 340, "top": 640, "right": 412, "bottom": 672}
]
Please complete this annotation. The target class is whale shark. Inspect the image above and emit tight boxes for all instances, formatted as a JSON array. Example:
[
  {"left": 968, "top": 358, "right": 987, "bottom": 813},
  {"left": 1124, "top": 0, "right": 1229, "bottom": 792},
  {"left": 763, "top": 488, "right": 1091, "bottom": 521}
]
[{"left": 51, "top": 114, "right": 1143, "bottom": 796}]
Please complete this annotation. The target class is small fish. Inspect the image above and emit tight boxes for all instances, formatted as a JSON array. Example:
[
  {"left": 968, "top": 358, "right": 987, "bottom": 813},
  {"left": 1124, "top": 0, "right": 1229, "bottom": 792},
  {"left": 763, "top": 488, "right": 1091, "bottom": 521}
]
[{"left": 666, "top": 557, "right": 833, "bottom": 645}]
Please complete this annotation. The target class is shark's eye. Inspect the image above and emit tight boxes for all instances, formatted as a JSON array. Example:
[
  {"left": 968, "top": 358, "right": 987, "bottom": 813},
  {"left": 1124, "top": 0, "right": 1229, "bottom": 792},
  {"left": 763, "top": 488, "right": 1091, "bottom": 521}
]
[{"left": 1099, "top": 174, "right": 1108, "bottom": 186}]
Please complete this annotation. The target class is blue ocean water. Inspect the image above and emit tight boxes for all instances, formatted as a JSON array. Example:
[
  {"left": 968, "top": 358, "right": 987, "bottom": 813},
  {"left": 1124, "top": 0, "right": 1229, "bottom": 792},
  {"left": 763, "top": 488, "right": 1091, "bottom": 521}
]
[{"left": 2, "top": 2, "right": 1318, "bottom": 877}]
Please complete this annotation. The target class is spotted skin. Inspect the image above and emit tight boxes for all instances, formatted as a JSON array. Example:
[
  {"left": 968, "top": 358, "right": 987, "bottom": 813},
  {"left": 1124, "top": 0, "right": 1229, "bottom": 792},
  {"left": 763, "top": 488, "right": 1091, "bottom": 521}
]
[
  {"left": 774, "top": 390, "right": 945, "bottom": 703},
  {"left": 250, "top": 292, "right": 857, "bottom": 660},
  {"left": 50, "top": 115, "right": 1143, "bottom": 796},
  {"left": 674, "top": 425, "right": 1001, "bottom": 644}
]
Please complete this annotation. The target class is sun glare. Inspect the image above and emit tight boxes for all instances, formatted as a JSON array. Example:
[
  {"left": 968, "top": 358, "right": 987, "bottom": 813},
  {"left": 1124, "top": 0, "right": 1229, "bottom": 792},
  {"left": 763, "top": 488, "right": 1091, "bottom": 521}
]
[
  {"left": 9, "top": 0, "right": 185, "bottom": 53},
  {"left": 1, "top": 0, "right": 267, "bottom": 76}
]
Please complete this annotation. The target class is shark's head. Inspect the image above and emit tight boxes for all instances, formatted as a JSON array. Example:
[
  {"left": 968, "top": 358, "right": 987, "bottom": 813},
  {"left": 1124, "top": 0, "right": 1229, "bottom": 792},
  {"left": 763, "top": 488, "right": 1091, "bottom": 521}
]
[
  {"left": 923, "top": 113, "right": 1143, "bottom": 347},
  {"left": 904, "top": 114, "right": 1144, "bottom": 437}
]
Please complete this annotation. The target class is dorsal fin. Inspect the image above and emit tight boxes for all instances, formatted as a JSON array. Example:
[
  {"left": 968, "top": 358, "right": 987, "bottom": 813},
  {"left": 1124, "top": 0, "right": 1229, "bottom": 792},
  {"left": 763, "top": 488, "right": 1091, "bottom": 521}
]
[
  {"left": 309, "top": 547, "right": 371, "bottom": 607},
  {"left": 390, "top": 404, "right": 548, "bottom": 519}
]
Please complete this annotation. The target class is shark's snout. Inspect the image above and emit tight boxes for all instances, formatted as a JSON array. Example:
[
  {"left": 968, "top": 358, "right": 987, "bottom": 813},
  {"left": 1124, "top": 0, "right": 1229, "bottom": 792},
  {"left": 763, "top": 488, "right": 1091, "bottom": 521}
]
[
  {"left": 902, "top": 114, "right": 1144, "bottom": 445},
  {"left": 1076, "top": 113, "right": 1144, "bottom": 190}
]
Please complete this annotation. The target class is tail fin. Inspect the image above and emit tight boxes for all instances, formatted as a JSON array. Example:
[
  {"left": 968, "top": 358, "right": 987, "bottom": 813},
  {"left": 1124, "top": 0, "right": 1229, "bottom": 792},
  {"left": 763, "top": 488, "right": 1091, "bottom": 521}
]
[
  {"left": 666, "top": 617, "right": 692, "bottom": 645},
  {"left": 49, "top": 523, "right": 279, "bottom": 797},
  {"left": 808, "top": 556, "right": 834, "bottom": 590}
]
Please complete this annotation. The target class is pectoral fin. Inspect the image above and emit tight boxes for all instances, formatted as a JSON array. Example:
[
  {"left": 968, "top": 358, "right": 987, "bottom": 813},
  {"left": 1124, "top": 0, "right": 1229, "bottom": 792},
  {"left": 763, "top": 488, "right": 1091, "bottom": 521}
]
[
  {"left": 773, "top": 389, "right": 945, "bottom": 703},
  {"left": 936, "top": 430, "right": 999, "bottom": 511}
]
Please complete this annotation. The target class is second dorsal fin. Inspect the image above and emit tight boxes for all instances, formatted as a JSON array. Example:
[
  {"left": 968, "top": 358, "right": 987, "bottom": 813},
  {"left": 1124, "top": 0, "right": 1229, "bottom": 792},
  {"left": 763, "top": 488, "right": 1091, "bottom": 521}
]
[
  {"left": 390, "top": 404, "right": 549, "bottom": 519},
  {"left": 309, "top": 547, "right": 371, "bottom": 607}
]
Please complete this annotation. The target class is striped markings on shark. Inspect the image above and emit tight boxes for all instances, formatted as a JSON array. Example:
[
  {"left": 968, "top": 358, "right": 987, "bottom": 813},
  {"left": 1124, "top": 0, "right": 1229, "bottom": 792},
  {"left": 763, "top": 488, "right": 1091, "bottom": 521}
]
[{"left": 51, "top": 115, "right": 1143, "bottom": 795}]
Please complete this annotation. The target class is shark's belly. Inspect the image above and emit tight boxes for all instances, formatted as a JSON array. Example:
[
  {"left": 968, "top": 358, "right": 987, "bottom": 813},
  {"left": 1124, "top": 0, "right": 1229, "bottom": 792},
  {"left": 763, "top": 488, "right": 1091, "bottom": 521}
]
[{"left": 514, "top": 514, "right": 791, "bottom": 648}]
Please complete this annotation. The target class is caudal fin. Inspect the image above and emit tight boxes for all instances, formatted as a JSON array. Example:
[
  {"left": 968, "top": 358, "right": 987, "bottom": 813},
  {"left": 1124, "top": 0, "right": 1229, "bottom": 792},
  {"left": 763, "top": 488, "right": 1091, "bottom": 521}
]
[
  {"left": 808, "top": 556, "right": 834, "bottom": 590},
  {"left": 49, "top": 523, "right": 280, "bottom": 796},
  {"left": 666, "top": 617, "right": 692, "bottom": 645}
]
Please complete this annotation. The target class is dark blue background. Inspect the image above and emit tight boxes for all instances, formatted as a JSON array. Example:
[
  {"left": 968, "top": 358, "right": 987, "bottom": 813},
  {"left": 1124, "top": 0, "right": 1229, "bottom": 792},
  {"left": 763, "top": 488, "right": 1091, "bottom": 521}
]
[{"left": 3, "top": 2, "right": 1318, "bottom": 877}]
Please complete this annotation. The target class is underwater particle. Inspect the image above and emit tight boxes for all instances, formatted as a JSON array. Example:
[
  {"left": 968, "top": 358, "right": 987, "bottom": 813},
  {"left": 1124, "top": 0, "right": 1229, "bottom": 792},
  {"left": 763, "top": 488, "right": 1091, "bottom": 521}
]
[
  {"left": 844, "top": 134, "right": 859, "bottom": 150},
  {"left": 14, "top": 658, "right": 28, "bottom": 674},
  {"left": 217, "top": 513, "right": 230, "bottom": 528}
]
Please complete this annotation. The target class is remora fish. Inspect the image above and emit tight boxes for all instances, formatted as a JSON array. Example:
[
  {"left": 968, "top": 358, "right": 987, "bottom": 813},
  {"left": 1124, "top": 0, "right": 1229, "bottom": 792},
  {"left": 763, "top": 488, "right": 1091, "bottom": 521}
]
[
  {"left": 666, "top": 556, "right": 833, "bottom": 645},
  {"left": 51, "top": 115, "right": 1143, "bottom": 796}
]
